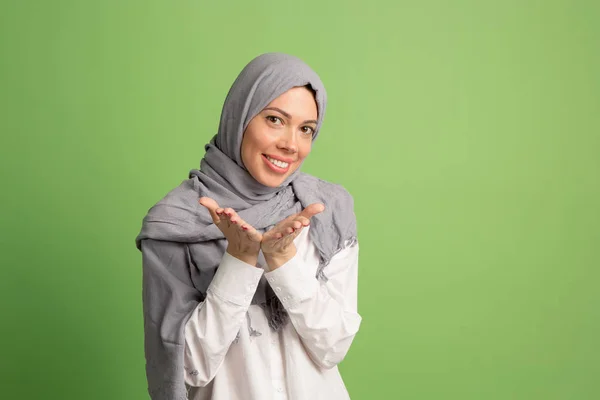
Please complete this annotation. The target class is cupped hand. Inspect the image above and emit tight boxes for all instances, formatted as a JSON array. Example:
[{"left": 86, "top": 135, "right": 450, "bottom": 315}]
[
  {"left": 261, "top": 203, "right": 325, "bottom": 268},
  {"left": 199, "top": 197, "right": 262, "bottom": 265}
]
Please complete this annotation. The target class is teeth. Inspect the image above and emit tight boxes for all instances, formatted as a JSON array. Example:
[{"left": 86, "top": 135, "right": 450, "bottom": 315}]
[{"left": 266, "top": 156, "right": 289, "bottom": 168}]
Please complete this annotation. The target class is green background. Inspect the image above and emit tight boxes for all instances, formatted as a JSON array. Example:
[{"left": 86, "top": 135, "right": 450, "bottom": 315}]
[{"left": 2, "top": 1, "right": 599, "bottom": 399}]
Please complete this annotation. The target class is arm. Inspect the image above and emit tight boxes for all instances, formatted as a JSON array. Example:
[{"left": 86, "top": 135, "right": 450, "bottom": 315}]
[
  {"left": 141, "top": 239, "right": 263, "bottom": 389},
  {"left": 264, "top": 241, "right": 362, "bottom": 369},
  {"left": 183, "top": 251, "right": 263, "bottom": 387}
]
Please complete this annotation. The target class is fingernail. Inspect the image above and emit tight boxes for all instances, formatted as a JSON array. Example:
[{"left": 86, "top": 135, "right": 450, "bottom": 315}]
[{"left": 242, "top": 226, "right": 248, "bottom": 231}]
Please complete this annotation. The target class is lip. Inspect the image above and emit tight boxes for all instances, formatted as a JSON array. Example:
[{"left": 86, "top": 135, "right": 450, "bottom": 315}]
[
  {"left": 263, "top": 154, "right": 295, "bottom": 163},
  {"left": 261, "top": 154, "right": 291, "bottom": 174}
]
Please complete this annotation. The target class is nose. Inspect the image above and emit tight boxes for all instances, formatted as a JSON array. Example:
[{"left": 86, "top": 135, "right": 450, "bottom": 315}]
[{"left": 276, "top": 128, "right": 298, "bottom": 153}]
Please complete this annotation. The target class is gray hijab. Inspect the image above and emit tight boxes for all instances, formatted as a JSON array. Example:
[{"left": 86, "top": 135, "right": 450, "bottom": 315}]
[{"left": 135, "top": 53, "right": 357, "bottom": 399}]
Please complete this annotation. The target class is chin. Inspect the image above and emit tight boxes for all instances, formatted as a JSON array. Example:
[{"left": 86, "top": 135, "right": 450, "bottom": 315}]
[
  {"left": 250, "top": 163, "right": 300, "bottom": 188},
  {"left": 256, "top": 168, "right": 297, "bottom": 187},
  {"left": 259, "top": 177, "right": 287, "bottom": 188}
]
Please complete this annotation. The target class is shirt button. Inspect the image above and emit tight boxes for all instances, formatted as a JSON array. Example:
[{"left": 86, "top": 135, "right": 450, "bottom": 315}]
[
  {"left": 277, "top": 387, "right": 284, "bottom": 393},
  {"left": 275, "top": 287, "right": 282, "bottom": 292}
]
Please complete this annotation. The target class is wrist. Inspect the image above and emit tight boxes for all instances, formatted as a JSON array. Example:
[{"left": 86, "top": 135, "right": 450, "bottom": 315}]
[
  {"left": 226, "top": 247, "right": 259, "bottom": 267},
  {"left": 263, "top": 247, "right": 296, "bottom": 270}
]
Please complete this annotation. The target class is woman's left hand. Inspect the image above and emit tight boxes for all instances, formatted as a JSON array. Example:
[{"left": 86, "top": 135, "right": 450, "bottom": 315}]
[{"left": 261, "top": 203, "right": 325, "bottom": 270}]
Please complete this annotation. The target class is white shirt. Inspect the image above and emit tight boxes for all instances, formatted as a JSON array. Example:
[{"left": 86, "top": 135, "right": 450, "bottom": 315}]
[{"left": 183, "top": 226, "right": 361, "bottom": 400}]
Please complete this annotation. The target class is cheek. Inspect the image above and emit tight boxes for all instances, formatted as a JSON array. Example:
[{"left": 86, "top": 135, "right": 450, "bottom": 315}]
[
  {"left": 241, "top": 129, "right": 263, "bottom": 163},
  {"left": 244, "top": 127, "right": 274, "bottom": 153}
]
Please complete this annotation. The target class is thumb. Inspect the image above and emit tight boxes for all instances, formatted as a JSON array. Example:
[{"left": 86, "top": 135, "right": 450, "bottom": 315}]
[
  {"left": 299, "top": 203, "right": 325, "bottom": 220},
  {"left": 198, "top": 197, "right": 221, "bottom": 224}
]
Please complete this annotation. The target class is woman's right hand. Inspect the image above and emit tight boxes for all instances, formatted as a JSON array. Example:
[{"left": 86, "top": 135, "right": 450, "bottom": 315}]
[{"left": 198, "top": 197, "right": 263, "bottom": 266}]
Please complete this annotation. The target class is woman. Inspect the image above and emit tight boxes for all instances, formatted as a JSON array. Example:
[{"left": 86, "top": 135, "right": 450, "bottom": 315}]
[{"left": 135, "top": 52, "right": 361, "bottom": 400}]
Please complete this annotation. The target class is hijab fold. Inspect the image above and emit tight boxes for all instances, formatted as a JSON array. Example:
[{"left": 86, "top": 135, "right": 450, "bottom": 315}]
[{"left": 135, "top": 53, "right": 356, "bottom": 399}]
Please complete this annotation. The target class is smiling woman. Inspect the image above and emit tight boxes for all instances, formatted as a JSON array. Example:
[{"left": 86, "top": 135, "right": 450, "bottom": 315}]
[{"left": 135, "top": 53, "right": 361, "bottom": 400}]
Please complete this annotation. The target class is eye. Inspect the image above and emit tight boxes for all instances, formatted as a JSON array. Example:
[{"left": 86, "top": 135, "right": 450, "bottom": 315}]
[
  {"left": 266, "top": 115, "right": 283, "bottom": 125},
  {"left": 301, "top": 126, "right": 315, "bottom": 136}
]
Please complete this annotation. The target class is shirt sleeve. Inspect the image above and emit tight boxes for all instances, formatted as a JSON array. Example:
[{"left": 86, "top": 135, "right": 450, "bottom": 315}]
[
  {"left": 183, "top": 251, "right": 264, "bottom": 387},
  {"left": 263, "top": 241, "right": 362, "bottom": 369}
]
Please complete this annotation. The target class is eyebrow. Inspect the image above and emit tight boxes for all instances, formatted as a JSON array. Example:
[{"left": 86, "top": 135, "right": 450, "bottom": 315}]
[{"left": 263, "top": 107, "right": 317, "bottom": 125}]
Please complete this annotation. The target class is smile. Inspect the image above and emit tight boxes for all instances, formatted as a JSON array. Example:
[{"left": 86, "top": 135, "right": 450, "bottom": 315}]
[
  {"left": 262, "top": 154, "right": 291, "bottom": 173},
  {"left": 266, "top": 156, "right": 289, "bottom": 168}
]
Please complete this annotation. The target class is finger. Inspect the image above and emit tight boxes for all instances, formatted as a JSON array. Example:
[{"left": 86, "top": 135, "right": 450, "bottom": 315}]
[
  {"left": 224, "top": 210, "right": 256, "bottom": 238},
  {"left": 225, "top": 208, "right": 247, "bottom": 227},
  {"left": 199, "top": 197, "right": 219, "bottom": 210},
  {"left": 298, "top": 203, "right": 325, "bottom": 220},
  {"left": 293, "top": 216, "right": 310, "bottom": 226},
  {"left": 198, "top": 197, "right": 221, "bottom": 224},
  {"left": 222, "top": 208, "right": 236, "bottom": 224},
  {"left": 277, "top": 213, "right": 299, "bottom": 225},
  {"left": 241, "top": 224, "right": 263, "bottom": 242},
  {"left": 263, "top": 228, "right": 285, "bottom": 241},
  {"left": 274, "top": 219, "right": 303, "bottom": 237},
  {"left": 289, "top": 219, "right": 303, "bottom": 231}
]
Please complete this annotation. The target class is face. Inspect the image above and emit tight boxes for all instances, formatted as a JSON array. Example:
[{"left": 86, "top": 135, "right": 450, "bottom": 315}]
[{"left": 241, "top": 86, "right": 318, "bottom": 187}]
